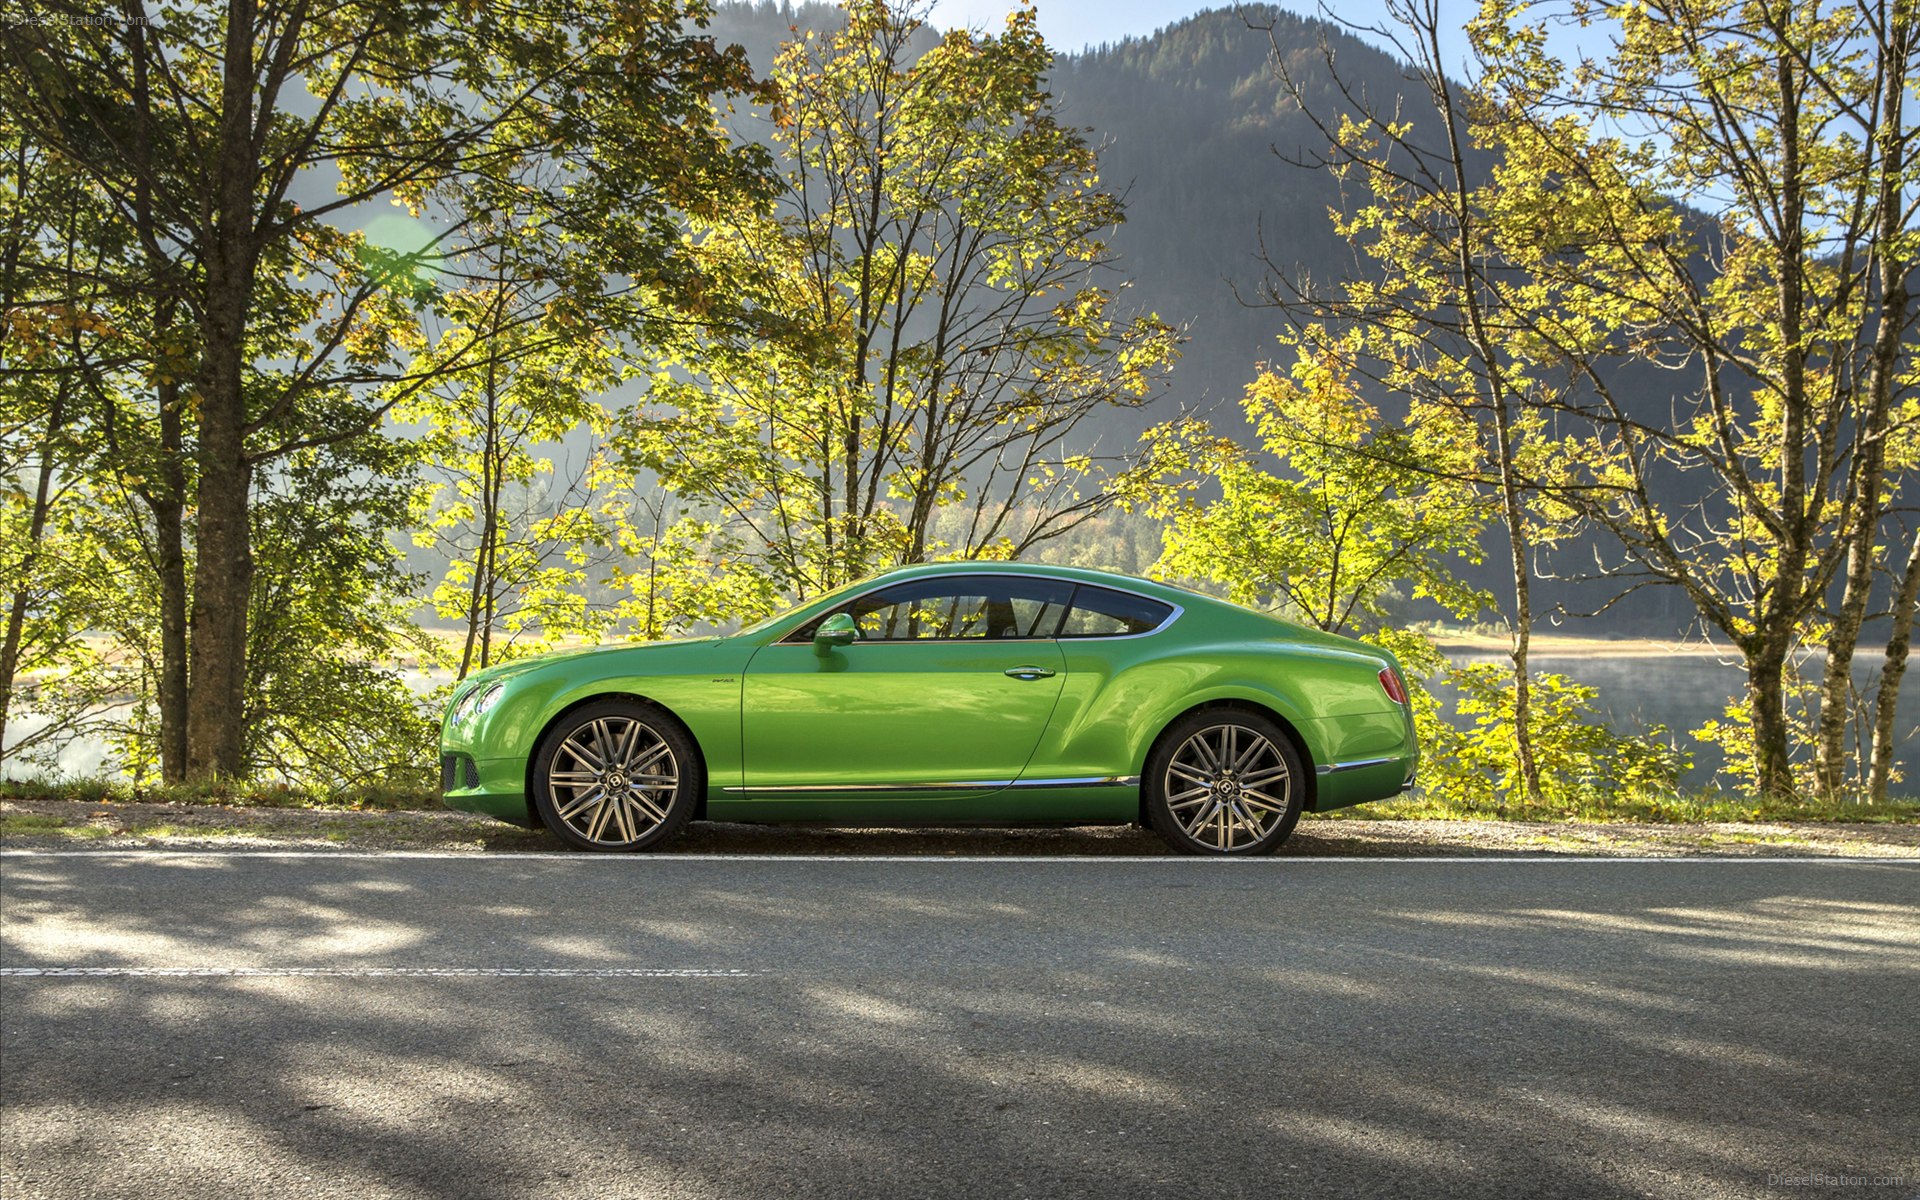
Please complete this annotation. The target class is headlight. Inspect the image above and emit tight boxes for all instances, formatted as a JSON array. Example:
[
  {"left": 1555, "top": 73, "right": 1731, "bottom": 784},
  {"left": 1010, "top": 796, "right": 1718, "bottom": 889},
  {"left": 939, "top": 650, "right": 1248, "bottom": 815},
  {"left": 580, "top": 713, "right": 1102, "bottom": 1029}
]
[
  {"left": 469, "top": 682, "right": 505, "bottom": 721},
  {"left": 448, "top": 687, "right": 478, "bottom": 726},
  {"left": 447, "top": 681, "right": 504, "bottom": 728}
]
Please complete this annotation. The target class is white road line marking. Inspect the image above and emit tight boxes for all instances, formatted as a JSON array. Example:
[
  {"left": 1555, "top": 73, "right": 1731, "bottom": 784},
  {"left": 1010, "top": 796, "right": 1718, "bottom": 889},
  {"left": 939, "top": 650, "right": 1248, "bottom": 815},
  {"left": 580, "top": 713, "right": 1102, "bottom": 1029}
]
[
  {"left": 0, "top": 850, "right": 1914, "bottom": 863},
  {"left": 0, "top": 967, "right": 757, "bottom": 978}
]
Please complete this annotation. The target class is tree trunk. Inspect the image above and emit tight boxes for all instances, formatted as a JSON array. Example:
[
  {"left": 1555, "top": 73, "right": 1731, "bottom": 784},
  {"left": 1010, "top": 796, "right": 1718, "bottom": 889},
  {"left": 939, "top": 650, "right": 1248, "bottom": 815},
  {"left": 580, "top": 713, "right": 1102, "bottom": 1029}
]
[
  {"left": 125, "top": 19, "right": 191, "bottom": 782},
  {"left": 478, "top": 501, "right": 497, "bottom": 673},
  {"left": 1817, "top": 505, "right": 1877, "bottom": 797},
  {"left": 1747, "top": 635, "right": 1797, "bottom": 798},
  {"left": 0, "top": 135, "right": 45, "bottom": 760},
  {"left": 458, "top": 369, "right": 502, "bottom": 682},
  {"left": 152, "top": 374, "right": 191, "bottom": 783},
  {"left": 184, "top": 0, "right": 261, "bottom": 780},
  {"left": 1756, "top": 39, "right": 1811, "bottom": 801},
  {"left": 1420, "top": 12, "right": 1540, "bottom": 799},
  {"left": 459, "top": 560, "right": 485, "bottom": 682},
  {"left": 1868, "top": 529, "right": 1919, "bottom": 804},
  {"left": 186, "top": 397, "right": 254, "bottom": 779},
  {"left": 1492, "top": 395, "right": 1541, "bottom": 800},
  {"left": 1819, "top": 10, "right": 1912, "bottom": 798}
]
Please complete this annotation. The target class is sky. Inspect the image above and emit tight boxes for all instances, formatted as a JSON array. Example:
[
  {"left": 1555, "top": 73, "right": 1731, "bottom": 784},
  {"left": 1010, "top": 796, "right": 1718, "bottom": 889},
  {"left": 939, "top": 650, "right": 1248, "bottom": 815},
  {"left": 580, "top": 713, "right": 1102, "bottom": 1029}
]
[{"left": 923, "top": 0, "right": 1486, "bottom": 74}]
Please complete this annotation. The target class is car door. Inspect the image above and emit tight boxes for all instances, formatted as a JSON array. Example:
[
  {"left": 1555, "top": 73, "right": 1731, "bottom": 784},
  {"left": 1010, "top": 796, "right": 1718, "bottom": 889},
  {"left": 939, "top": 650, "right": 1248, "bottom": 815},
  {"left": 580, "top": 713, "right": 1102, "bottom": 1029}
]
[{"left": 739, "top": 574, "right": 1072, "bottom": 798}]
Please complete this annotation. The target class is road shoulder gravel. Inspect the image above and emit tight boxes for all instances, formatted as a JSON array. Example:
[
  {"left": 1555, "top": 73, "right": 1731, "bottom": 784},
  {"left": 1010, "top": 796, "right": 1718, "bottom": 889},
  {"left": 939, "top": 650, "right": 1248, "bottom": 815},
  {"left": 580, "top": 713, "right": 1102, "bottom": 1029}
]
[{"left": 2, "top": 797, "right": 1915, "bottom": 856}]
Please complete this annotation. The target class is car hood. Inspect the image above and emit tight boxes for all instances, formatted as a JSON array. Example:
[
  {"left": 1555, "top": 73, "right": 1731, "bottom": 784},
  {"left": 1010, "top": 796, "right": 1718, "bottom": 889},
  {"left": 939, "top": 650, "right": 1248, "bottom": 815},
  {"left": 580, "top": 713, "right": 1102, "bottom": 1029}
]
[{"left": 459, "top": 636, "right": 723, "bottom": 689}]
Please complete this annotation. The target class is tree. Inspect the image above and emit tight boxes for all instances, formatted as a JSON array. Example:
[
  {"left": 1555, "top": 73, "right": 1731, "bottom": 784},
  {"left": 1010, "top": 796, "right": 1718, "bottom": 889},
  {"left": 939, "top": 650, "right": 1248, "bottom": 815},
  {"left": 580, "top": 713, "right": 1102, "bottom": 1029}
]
[
  {"left": 619, "top": 0, "right": 1179, "bottom": 611},
  {"left": 1, "top": 0, "right": 764, "bottom": 778},
  {"left": 1256, "top": 0, "right": 1917, "bottom": 799},
  {"left": 398, "top": 250, "right": 621, "bottom": 680},
  {"left": 240, "top": 442, "right": 436, "bottom": 788},
  {"left": 1805, "top": 0, "right": 1917, "bottom": 796},
  {"left": 1466, "top": 0, "right": 1920, "bottom": 798},
  {"left": 1145, "top": 345, "right": 1490, "bottom": 637},
  {"left": 1250, "top": 0, "right": 1556, "bottom": 800},
  {"left": 2, "top": 480, "right": 173, "bottom": 781},
  {"left": 1870, "top": 529, "right": 1919, "bottom": 798},
  {"left": 0, "top": 121, "right": 94, "bottom": 765},
  {"left": 1142, "top": 343, "right": 1491, "bottom": 775}
]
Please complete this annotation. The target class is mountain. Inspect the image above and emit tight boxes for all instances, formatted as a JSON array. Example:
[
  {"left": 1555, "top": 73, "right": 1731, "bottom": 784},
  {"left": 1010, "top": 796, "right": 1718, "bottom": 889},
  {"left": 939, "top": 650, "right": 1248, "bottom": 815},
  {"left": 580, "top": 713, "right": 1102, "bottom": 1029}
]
[{"left": 1047, "top": 7, "right": 1422, "bottom": 426}]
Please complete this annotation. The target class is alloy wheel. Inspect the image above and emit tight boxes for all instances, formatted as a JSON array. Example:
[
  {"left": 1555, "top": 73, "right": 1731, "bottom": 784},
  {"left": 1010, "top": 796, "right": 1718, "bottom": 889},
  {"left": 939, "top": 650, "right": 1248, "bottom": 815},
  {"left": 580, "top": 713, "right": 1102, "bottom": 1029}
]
[
  {"left": 1161, "top": 722, "right": 1292, "bottom": 851},
  {"left": 545, "top": 716, "right": 680, "bottom": 846}
]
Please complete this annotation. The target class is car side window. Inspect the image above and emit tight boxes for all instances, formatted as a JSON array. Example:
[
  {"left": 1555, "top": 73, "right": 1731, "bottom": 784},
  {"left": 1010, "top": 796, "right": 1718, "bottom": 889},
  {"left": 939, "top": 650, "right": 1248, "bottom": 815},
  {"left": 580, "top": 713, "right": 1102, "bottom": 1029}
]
[
  {"left": 788, "top": 576, "right": 1075, "bottom": 642},
  {"left": 1058, "top": 584, "right": 1174, "bottom": 638},
  {"left": 1006, "top": 587, "right": 1070, "bottom": 638},
  {"left": 855, "top": 584, "right": 982, "bottom": 640}
]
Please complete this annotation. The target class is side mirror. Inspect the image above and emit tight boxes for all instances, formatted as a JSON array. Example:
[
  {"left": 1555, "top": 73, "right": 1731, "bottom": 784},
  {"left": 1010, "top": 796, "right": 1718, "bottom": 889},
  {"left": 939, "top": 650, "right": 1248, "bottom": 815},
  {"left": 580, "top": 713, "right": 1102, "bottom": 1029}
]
[{"left": 812, "top": 612, "right": 859, "bottom": 656}]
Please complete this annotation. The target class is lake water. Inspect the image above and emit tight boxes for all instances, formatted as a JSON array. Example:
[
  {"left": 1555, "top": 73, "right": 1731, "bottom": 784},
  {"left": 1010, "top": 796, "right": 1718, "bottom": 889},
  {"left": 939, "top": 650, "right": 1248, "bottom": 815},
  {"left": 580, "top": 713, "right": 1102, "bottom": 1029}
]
[
  {"left": 1, "top": 668, "right": 452, "bottom": 783},
  {"left": 1438, "top": 647, "right": 1920, "bottom": 789},
  {"left": 6, "top": 655, "right": 1915, "bottom": 792}
]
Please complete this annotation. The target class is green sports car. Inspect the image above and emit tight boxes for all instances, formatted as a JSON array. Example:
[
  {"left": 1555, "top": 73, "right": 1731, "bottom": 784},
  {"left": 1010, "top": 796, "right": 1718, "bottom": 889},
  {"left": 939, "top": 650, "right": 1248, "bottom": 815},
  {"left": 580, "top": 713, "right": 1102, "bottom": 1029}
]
[{"left": 439, "top": 562, "right": 1417, "bottom": 855}]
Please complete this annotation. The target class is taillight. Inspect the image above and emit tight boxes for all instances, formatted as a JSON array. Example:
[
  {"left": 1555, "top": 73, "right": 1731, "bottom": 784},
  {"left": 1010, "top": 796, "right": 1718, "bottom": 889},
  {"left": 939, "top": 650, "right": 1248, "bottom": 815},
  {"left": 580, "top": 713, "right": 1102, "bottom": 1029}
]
[{"left": 1378, "top": 667, "right": 1408, "bottom": 705}]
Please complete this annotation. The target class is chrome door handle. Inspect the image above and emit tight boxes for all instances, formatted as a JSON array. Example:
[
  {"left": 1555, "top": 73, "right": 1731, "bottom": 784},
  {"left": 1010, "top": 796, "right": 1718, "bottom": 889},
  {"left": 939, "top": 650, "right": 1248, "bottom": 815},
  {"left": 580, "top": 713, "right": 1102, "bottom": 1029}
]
[{"left": 1004, "top": 666, "right": 1056, "bottom": 680}]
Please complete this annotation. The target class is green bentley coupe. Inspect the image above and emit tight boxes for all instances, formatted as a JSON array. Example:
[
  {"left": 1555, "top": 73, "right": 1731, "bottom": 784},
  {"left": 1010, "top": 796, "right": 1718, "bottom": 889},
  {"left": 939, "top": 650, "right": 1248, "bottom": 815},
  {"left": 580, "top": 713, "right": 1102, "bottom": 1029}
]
[{"left": 439, "top": 562, "right": 1417, "bottom": 855}]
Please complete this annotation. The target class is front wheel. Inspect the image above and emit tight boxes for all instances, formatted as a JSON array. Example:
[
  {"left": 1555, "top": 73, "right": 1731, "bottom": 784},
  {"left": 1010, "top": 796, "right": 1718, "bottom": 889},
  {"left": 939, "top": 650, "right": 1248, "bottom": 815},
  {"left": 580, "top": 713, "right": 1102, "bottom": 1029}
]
[
  {"left": 530, "top": 700, "right": 702, "bottom": 852},
  {"left": 1144, "top": 710, "right": 1305, "bottom": 856}
]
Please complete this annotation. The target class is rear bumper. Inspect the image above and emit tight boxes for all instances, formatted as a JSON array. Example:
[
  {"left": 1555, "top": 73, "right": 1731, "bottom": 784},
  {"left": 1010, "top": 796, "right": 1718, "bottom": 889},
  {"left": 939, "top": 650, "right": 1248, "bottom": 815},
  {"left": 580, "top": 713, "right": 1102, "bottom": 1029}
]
[
  {"left": 1299, "top": 705, "right": 1417, "bottom": 812},
  {"left": 1312, "top": 752, "right": 1418, "bottom": 810}
]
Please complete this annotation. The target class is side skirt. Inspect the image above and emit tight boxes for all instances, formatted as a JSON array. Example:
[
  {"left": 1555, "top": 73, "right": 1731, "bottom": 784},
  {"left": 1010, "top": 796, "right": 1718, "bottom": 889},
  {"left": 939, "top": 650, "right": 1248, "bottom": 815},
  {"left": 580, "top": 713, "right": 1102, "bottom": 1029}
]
[{"left": 707, "top": 779, "right": 1140, "bottom": 825}]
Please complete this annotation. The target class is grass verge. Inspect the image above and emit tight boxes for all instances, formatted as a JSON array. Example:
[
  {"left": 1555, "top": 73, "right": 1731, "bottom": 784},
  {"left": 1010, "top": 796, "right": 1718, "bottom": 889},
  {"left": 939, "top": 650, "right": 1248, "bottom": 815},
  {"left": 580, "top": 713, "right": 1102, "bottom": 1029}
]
[
  {"left": 0, "top": 775, "right": 439, "bottom": 811},
  {"left": 0, "top": 804, "right": 552, "bottom": 850},
  {"left": 1325, "top": 789, "right": 1920, "bottom": 824}
]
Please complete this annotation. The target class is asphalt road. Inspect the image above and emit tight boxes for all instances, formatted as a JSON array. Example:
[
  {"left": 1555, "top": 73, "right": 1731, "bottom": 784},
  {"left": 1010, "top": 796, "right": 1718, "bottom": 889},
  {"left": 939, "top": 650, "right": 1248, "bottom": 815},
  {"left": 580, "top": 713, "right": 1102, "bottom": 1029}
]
[{"left": 2, "top": 852, "right": 1916, "bottom": 1200}]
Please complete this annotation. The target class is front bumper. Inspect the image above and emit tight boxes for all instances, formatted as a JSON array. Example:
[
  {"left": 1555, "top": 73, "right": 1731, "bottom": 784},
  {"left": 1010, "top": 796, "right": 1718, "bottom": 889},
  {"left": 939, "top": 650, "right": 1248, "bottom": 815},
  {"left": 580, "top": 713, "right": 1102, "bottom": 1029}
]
[{"left": 439, "top": 752, "right": 533, "bottom": 826}]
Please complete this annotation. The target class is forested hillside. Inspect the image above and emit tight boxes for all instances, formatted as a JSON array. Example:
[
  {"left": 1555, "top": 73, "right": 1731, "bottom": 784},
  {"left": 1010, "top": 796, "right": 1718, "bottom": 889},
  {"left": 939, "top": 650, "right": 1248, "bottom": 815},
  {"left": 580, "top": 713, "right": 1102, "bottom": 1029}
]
[
  {"left": 715, "top": 2, "right": 1408, "bottom": 432},
  {"left": 1049, "top": 8, "right": 1413, "bottom": 425}
]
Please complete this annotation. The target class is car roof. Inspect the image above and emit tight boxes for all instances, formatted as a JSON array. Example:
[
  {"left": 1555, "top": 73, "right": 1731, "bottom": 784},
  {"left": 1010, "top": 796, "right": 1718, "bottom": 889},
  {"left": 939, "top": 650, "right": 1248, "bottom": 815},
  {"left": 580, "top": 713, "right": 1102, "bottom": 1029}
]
[
  {"left": 779, "top": 561, "right": 1368, "bottom": 655},
  {"left": 859, "top": 560, "right": 1239, "bottom": 613}
]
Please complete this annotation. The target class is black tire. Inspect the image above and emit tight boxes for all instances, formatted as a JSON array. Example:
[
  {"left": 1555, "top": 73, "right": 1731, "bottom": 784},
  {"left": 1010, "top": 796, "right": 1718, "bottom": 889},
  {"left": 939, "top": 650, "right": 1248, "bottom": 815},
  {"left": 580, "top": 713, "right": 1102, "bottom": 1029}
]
[
  {"left": 1144, "top": 708, "right": 1305, "bottom": 856},
  {"left": 530, "top": 699, "right": 702, "bottom": 852}
]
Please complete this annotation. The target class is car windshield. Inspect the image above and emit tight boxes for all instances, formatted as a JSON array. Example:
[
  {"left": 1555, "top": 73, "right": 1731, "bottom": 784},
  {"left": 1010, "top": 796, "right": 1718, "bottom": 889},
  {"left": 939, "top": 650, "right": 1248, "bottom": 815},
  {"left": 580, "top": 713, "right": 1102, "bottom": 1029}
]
[{"left": 731, "top": 574, "right": 882, "bottom": 639}]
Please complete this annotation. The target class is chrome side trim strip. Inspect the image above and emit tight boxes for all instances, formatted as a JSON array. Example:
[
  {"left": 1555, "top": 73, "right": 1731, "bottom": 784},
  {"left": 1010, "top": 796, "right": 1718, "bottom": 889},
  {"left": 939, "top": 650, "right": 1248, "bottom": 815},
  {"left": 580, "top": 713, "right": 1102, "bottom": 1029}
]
[
  {"left": 720, "top": 781, "right": 1014, "bottom": 794},
  {"left": 1007, "top": 775, "right": 1141, "bottom": 790},
  {"left": 719, "top": 775, "right": 1141, "bottom": 795},
  {"left": 1315, "top": 756, "right": 1400, "bottom": 777}
]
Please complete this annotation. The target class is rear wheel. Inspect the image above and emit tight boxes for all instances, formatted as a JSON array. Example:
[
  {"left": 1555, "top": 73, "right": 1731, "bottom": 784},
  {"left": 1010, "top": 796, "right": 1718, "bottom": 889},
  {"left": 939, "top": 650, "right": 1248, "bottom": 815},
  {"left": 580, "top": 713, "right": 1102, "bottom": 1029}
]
[
  {"left": 1145, "top": 709, "right": 1304, "bottom": 855},
  {"left": 530, "top": 700, "right": 701, "bottom": 852}
]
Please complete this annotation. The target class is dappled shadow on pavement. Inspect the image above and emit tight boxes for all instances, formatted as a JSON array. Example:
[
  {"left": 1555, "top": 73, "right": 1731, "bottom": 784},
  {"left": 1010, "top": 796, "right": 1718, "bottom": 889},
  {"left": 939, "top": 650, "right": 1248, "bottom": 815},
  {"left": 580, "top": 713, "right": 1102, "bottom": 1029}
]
[{"left": 2, "top": 857, "right": 1916, "bottom": 1198}]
